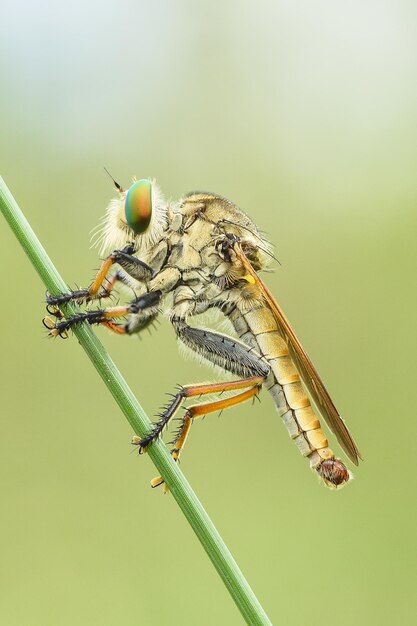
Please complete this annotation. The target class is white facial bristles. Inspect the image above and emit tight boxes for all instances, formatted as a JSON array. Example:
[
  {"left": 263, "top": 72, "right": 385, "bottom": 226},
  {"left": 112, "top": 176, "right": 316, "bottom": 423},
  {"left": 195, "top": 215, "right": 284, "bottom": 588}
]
[{"left": 91, "top": 179, "right": 168, "bottom": 256}]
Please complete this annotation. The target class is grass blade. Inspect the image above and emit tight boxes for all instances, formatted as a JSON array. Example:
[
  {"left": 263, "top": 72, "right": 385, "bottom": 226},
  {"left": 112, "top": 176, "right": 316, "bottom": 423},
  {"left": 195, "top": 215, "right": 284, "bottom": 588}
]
[{"left": 0, "top": 175, "right": 272, "bottom": 626}]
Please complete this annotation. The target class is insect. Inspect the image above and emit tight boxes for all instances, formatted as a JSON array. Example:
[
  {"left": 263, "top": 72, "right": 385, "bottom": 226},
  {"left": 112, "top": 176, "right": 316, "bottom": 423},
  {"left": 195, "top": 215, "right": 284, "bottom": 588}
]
[{"left": 44, "top": 177, "right": 361, "bottom": 489}]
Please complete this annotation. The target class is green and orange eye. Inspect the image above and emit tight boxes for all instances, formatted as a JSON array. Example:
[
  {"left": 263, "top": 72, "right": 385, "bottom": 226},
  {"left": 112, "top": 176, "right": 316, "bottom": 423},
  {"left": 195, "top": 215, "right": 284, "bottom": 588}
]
[{"left": 125, "top": 179, "right": 152, "bottom": 234}]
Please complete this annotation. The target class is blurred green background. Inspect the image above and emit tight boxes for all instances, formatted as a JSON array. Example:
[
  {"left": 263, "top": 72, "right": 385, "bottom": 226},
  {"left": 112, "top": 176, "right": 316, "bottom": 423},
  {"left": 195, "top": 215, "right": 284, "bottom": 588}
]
[{"left": 1, "top": 2, "right": 416, "bottom": 625}]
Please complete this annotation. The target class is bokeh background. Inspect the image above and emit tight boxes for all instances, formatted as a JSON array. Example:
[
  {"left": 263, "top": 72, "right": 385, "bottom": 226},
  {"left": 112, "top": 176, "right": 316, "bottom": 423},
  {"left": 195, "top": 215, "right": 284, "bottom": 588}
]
[{"left": 1, "top": 2, "right": 416, "bottom": 625}]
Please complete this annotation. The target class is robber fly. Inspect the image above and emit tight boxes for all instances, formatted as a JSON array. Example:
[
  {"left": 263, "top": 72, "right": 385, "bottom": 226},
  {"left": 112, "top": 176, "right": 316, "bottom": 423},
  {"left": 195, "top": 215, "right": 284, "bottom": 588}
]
[{"left": 44, "top": 177, "right": 361, "bottom": 489}]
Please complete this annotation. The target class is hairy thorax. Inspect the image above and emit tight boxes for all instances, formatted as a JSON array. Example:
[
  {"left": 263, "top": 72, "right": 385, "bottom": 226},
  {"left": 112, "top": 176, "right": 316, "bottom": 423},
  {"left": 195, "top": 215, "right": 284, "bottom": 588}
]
[{"left": 165, "top": 192, "right": 270, "bottom": 297}]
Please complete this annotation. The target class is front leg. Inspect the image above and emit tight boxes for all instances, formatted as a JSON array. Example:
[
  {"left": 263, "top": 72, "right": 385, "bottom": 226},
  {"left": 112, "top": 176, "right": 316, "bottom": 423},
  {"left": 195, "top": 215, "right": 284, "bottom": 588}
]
[
  {"left": 46, "top": 244, "right": 155, "bottom": 307},
  {"left": 44, "top": 266, "right": 182, "bottom": 337},
  {"left": 44, "top": 291, "right": 162, "bottom": 336}
]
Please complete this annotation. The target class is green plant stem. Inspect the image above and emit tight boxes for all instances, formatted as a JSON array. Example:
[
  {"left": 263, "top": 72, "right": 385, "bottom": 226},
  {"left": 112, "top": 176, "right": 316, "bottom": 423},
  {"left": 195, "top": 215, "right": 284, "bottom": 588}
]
[{"left": 0, "top": 176, "right": 272, "bottom": 626}]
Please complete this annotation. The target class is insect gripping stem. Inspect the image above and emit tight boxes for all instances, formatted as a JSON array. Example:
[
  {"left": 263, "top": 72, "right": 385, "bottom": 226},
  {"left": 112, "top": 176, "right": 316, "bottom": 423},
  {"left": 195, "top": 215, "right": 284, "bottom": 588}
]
[{"left": 0, "top": 176, "right": 273, "bottom": 626}]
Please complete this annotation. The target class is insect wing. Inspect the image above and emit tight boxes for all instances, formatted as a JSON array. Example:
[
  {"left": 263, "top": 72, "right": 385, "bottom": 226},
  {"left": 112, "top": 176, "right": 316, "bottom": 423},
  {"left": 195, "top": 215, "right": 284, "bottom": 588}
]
[{"left": 234, "top": 242, "right": 362, "bottom": 465}]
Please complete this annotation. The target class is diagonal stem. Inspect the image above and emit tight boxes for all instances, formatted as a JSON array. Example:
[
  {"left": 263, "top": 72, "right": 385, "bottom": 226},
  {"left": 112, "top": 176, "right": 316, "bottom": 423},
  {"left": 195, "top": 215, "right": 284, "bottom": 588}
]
[{"left": 0, "top": 176, "right": 272, "bottom": 626}]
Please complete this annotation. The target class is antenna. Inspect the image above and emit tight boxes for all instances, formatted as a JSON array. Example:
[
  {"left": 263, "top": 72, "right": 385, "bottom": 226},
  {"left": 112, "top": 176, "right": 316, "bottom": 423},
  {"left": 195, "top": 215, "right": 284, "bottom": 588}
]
[{"left": 104, "top": 167, "right": 124, "bottom": 192}]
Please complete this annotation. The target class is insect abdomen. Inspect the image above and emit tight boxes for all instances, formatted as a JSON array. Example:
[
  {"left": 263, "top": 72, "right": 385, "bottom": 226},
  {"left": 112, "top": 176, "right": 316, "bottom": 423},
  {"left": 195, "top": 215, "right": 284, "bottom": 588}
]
[{"left": 227, "top": 303, "right": 350, "bottom": 488}]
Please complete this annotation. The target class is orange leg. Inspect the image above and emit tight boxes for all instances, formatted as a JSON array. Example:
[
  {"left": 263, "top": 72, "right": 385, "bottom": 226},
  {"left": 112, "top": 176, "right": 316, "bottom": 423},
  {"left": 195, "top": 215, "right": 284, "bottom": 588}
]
[
  {"left": 46, "top": 256, "right": 120, "bottom": 309},
  {"left": 171, "top": 385, "right": 260, "bottom": 461},
  {"left": 44, "top": 304, "right": 131, "bottom": 337},
  {"left": 132, "top": 379, "right": 263, "bottom": 490},
  {"left": 44, "top": 291, "right": 161, "bottom": 338},
  {"left": 46, "top": 244, "right": 153, "bottom": 308},
  {"left": 134, "top": 376, "right": 265, "bottom": 450},
  {"left": 89, "top": 256, "right": 117, "bottom": 297},
  {"left": 101, "top": 320, "right": 128, "bottom": 335}
]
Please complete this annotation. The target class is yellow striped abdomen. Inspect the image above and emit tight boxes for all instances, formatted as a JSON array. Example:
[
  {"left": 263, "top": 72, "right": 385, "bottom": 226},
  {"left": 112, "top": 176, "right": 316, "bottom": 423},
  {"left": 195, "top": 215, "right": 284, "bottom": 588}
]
[{"left": 227, "top": 303, "right": 350, "bottom": 487}]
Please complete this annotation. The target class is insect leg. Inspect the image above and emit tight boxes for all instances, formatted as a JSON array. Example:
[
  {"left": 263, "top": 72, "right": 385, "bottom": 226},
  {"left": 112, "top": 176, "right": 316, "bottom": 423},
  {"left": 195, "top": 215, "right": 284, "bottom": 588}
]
[
  {"left": 134, "top": 319, "right": 270, "bottom": 488},
  {"left": 46, "top": 244, "right": 154, "bottom": 307},
  {"left": 45, "top": 266, "right": 182, "bottom": 336},
  {"left": 45, "top": 291, "right": 161, "bottom": 336},
  {"left": 134, "top": 380, "right": 262, "bottom": 489},
  {"left": 173, "top": 320, "right": 271, "bottom": 379},
  {"left": 134, "top": 321, "right": 269, "bottom": 448},
  {"left": 134, "top": 376, "right": 264, "bottom": 450},
  {"left": 170, "top": 385, "right": 260, "bottom": 460}
]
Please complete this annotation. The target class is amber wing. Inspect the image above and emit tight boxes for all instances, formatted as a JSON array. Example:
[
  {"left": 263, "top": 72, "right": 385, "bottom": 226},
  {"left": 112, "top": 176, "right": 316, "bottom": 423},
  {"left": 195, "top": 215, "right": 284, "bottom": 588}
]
[{"left": 233, "top": 242, "right": 362, "bottom": 465}]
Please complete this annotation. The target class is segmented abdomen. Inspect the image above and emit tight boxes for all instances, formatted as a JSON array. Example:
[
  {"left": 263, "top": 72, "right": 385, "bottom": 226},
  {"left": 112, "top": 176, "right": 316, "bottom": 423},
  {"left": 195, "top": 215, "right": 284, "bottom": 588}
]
[{"left": 226, "top": 302, "right": 349, "bottom": 487}]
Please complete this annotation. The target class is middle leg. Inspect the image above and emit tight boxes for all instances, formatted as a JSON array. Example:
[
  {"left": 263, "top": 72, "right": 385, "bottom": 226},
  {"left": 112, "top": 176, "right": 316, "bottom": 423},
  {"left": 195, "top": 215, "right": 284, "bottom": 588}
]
[{"left": 44, "top": 291, "right": 162, "bottom": 337}]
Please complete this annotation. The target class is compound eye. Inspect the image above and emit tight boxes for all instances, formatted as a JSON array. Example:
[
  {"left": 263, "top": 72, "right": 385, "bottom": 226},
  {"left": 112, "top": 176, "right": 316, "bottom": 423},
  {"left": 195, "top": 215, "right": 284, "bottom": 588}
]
[{"left": 125, "top": 179, "right": 152, "bottom": 234}]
